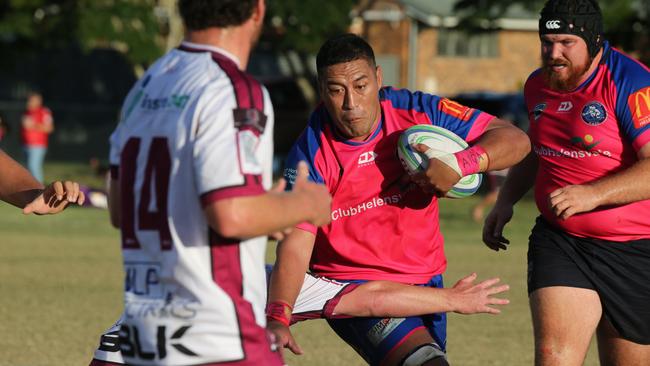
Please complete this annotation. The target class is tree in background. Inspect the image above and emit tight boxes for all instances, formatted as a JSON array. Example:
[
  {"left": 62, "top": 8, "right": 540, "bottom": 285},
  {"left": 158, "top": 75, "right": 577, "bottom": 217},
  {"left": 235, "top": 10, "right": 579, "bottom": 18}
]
[
  {"left": 263, "top": 0, "right": 356, "bottom": 54},
  {"left": 0, "top": 0, "right": 165, "bottom": 68},
  {"left": 453, "top": 0, "right": 650, "bottom": 65}
]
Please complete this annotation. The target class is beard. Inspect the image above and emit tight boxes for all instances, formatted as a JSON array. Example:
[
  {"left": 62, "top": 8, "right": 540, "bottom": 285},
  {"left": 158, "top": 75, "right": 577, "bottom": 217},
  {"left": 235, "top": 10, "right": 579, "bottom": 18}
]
[{"left": 542, "top": 54, "right": 593, "bottom": 92}]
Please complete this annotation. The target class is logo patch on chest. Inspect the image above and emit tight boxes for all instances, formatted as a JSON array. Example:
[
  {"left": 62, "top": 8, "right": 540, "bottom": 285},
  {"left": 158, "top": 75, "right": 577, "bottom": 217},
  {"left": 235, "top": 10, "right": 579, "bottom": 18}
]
[
  {"left": 358, "top": 151, "right": 378, "bottom": 166},
  {"left": 557, "top": 101, "right": 573, "bottom": 112},
  {"left": 533, "top": 103, "right": 546, "bottom": 121},
  {"left": 581, "top": 102, "right": 607, "bottom": 126}
]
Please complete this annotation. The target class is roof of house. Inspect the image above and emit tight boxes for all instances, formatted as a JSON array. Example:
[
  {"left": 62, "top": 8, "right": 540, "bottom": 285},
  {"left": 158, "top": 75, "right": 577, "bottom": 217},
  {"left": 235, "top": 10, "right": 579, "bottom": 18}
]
[{"left": 358, "top": 0, "right": 540, "bottom": 31}]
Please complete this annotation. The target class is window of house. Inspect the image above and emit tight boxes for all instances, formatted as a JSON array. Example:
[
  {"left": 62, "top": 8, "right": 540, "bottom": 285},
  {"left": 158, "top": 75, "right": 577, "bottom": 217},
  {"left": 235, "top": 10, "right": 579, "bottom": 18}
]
[{"left": 437, "top": 29, "right": 499, "bottom": 58}]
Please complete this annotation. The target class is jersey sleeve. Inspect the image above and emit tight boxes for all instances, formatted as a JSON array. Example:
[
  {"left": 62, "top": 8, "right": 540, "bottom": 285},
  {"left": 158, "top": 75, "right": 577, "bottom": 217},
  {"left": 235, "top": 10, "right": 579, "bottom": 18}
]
[
  {"left": 193, "top": 81, "right": 268, "bottom": 208},
  {"left": 381, "top": 87, "right": 495, "bottom": 144},
  {"left": 612, "top": 53, "right": 650, "bottom": 151}
]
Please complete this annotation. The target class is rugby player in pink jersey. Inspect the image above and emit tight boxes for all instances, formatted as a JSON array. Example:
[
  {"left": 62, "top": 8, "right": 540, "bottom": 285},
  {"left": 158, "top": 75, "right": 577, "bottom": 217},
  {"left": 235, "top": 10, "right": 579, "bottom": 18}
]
[
  {"left": 268, "top": 34, "right": 530, "bottom": 365},
  {"left": 0, "top": 149, "right": 84, "bottom": 213},
  {"left": 483, "top": 0, "right": 650, "bottom": 365}
]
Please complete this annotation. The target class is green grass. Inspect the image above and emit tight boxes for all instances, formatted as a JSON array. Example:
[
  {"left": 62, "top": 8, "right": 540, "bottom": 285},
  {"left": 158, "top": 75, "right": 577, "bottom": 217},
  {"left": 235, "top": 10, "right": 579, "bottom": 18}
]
[{"left": 0, "top": 163, "right": 600, "bottom": 365}]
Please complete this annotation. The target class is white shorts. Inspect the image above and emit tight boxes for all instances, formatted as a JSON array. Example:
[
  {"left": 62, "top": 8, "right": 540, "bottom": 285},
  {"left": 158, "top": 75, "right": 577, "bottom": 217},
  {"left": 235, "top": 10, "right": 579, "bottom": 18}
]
[{"left": 290, "top": 273, "right": 359, "bottom": 324}]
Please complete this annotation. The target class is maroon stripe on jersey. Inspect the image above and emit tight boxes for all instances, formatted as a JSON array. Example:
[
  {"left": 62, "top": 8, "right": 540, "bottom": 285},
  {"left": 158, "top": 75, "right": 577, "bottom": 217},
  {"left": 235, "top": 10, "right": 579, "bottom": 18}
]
[
  {"left": 200, "top": 175, "right": 264, "bottom": 208},
  {"left": 211, "top": 52, "right": 266, "bottom": 137},
  {"left": 209, "top": 232, "right": 283, "bottom": 365}
]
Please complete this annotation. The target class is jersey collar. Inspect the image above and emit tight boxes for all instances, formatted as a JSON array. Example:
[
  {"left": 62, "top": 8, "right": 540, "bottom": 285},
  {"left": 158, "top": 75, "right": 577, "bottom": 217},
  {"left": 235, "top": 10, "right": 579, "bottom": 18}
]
[{"left": 177, "top": 41, "right": 242, "bottom": 69}]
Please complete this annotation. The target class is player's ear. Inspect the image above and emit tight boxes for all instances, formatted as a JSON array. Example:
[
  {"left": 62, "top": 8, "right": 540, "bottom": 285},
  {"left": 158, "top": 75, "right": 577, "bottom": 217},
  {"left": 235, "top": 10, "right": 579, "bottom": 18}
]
[{"left": 375, "top": 65, "right": 383, "bottom": 88}]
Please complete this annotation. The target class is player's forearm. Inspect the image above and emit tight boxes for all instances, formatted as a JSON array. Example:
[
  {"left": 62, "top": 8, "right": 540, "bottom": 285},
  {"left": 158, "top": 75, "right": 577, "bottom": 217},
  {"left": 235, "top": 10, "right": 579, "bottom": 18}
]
[
  {"left": 339, "top": 281, "right": 454, "bottom": 317},
  {"left": 494, "top": 151, "right": 538, "bottom": 208},
  {"left": 475, "top": 119, "right": 531, "bottom": 172},
  {"left": 589, "top": 156, "right": 650, "bottom": 206},
  {"left": 206, "top": 190, "right": 318, "bottom": 239},
  {"left": 0, "top": 151, "right": 43, "bottom": 207},
  {"left": 269, "top": 230, "right": 314, "bottom": 306}
]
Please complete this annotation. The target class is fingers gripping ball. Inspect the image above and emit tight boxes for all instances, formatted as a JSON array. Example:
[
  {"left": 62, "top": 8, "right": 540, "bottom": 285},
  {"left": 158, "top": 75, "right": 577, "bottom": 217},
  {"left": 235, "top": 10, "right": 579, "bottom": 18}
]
[{"left": 397, "top": 124, "right": 482, "bottom": 198}]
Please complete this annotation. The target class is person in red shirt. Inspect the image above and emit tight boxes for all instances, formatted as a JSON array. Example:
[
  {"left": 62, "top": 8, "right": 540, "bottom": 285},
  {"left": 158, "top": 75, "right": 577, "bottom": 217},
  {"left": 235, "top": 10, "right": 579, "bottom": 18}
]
[{"left": 22, "top": 92, "right": 54, "bottom": 183}]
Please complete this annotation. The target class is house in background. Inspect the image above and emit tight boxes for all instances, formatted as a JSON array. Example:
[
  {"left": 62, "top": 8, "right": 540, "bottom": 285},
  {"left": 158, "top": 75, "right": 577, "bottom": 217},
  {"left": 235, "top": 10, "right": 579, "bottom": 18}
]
[{"left": 352, "top": 0, "right": 541, "bottom": 96}]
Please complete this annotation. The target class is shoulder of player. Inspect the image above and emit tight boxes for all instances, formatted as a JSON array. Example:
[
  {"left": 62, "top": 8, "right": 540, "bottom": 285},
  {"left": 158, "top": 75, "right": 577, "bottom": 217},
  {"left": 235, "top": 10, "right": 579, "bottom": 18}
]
[{"left": 605, "top": 45, "right": 650, "bottom": 86}]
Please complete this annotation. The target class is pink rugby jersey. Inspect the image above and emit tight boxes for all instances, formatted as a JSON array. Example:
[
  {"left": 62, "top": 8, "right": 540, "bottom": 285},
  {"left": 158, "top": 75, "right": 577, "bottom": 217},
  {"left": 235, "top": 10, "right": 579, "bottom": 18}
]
[
  {"left": 284, "top": 87, "right": 494, "bottom": 283},
  {"left": 526, "top": 41, "right": 650, "bottom": 241}
]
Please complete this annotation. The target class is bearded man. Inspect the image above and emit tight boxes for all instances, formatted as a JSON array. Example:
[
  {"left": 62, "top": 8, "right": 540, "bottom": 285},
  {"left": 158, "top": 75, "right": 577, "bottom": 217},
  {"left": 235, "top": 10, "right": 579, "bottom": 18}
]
[{"left": 483, "top": 0, "right": 650, "bottom": 365}]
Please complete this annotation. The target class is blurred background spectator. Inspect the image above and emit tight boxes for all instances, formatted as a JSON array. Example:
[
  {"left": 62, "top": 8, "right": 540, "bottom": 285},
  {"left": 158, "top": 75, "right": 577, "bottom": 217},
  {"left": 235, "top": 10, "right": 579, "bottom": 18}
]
[{"left": 21, "top": 92, "right": 53, "bottom": 183}]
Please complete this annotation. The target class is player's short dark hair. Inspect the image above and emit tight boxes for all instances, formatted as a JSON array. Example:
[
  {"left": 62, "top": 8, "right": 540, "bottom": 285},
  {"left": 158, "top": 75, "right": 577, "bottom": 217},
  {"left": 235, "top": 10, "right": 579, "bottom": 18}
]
[
  {"left": 316, "top": 34, "right": 376, "bottom": 78},
  {"left": 178, "top": 0, "right": 258, "bottom": 31}
]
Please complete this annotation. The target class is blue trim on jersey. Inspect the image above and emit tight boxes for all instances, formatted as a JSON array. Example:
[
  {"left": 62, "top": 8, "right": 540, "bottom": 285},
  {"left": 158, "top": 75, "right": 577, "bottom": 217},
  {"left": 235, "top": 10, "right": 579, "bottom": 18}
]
[
  {"left": 333, "top": 117, "right": 384, "bottom": 146},
  {"left": 283, "top": 108, "right": 326, "bottom": 188},
  {"left": 379, "top": 87, "right": 477, "bottom": 140},
  {"left": 606, "top": 41, "right": 650, "bottom": 144}
]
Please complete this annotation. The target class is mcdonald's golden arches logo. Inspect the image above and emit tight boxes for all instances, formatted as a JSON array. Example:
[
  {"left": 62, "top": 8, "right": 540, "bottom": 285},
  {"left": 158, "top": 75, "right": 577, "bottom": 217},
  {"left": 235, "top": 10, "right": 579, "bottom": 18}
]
[
  {"left": 439, "top": 98, "right": 474, "bottom": 122},
  {"left": 628, "top": 86, "right": 650, "bottom": 129}
]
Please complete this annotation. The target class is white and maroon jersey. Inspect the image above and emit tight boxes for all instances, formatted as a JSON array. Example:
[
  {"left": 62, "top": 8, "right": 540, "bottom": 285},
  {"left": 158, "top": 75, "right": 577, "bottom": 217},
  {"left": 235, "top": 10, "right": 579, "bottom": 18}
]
[
  {"left": 526, "top": 41, "right": 650, "bottom": 241},
  {"left": 97, "top": 42, "right": 281, "bottom": 366}
]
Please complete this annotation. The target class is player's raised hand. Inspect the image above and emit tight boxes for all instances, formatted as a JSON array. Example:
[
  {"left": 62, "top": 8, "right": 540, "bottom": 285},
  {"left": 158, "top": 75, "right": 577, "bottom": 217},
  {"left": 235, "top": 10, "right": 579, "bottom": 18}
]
[
  {"left": 410, "top": 143, "right": 461, "bottom": 197},
  {"left": 482, "top": 203, "right": 512, "bottom": 251},
  {"left": 548, "top": 184, "right": 599, "bottom": 220},
  {"left": 292, "top": 161, "right": 331, "bottom": 227},
  {"left": 23, "top": 180, "right": 85, "bottom": 215},
  {"left": 449, "top": 273, "right": 510, "bottom": 315},
  {"left": 268, "top": 320, "right": 303, "bottom": 355}
]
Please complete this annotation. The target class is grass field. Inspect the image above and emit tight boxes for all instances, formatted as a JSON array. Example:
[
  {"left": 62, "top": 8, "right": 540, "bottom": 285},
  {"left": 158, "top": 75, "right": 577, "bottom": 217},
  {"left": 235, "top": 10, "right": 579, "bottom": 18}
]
[{"left": 0, "top": 163, "right": 600, "bottom": 365}]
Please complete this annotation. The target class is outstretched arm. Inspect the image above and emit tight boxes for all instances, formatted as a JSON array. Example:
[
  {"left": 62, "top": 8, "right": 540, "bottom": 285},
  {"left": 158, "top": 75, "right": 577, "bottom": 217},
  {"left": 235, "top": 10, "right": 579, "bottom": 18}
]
[
  {"left": 333, "top": 273, "right": 509, "bottom": 318},
  {"left": 0, "top": 149, "right": 84, "bottom": 213},
  {"left": 204, "top": 162, "right": 331, "bottom": 239}
]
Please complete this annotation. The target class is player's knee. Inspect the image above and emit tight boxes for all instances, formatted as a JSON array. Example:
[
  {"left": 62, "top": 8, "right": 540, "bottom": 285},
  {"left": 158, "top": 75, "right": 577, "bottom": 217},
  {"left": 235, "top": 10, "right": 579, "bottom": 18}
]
[{"left": 400, "top": 343, "right": 447, "bottom": 366}]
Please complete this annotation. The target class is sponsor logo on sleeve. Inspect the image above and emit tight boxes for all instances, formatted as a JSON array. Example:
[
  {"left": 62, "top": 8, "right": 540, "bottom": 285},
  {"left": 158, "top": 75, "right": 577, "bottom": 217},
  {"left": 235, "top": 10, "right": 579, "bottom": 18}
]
[
  {"left": 439, "top": 98, "right": 474, "bottom": 122},
  {"left": 533, "top": 103, "right": 546, "bottom": 120},
  {"left": 581, "top": 102, "right": 607, "bottom": 126},
  {"left": 628, "top": 86, "right": 650, "bottom": 129},
  {"left": 233, "top": 108, "right": 267, "bottom": 133}
]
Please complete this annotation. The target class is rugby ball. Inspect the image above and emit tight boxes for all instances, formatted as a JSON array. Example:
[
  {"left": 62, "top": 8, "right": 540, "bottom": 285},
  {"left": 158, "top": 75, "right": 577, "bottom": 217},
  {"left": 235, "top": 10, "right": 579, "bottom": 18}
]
[{"left": 397, "top": 124, "right": 482, "bottom": 198}]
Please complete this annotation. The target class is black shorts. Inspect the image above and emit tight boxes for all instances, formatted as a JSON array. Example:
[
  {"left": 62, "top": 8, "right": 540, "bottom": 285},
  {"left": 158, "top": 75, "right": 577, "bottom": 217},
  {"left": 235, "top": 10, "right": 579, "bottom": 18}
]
[{"left": 527, "top": 217, "right": 650, "bottom": 344}]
